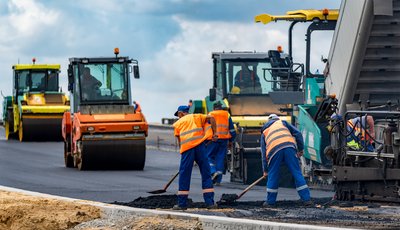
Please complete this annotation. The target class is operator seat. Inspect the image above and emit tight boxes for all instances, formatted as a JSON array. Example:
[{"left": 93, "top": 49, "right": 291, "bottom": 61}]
[{"left": 268, "top": 50, "right": 301, "bottom": 91}]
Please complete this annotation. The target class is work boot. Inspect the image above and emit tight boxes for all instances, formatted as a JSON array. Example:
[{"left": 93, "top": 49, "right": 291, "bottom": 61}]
[
  {"left": 302, "top": 200, "right": 314, "bottom": 207},
  {"left": 172, "top": 205, "right": 187, "bottom": 211},
  {"left": 262, "top": 202, "right": 276, "bottom": 208},
  {"left": 206, "top": 203, "right": 218, "bottom": 209}
]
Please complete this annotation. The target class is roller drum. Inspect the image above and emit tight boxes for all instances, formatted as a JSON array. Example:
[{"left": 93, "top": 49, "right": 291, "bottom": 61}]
[
  {"left": 20, "top": 117, "right": 63, "bottom": 141},
  {"left": 79, "top": 138, "right": 146, "bottom": 170}
]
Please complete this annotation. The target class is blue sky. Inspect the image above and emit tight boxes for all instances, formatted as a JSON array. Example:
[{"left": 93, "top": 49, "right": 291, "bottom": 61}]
[{"left": 0, "top": 0, "right": 341, "bottom": 122}]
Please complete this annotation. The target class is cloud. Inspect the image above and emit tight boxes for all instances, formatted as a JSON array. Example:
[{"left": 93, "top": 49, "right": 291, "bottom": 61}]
[{"left": 135, "top": 16, "right": 288, "bottom": 122}]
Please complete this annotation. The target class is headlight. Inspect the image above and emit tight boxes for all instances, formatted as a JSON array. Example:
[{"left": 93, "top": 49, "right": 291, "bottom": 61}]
[
  {"left": 87, "top": 127, "right": 95, "bottom": 132},
  {"left": 133, "top": 125, "right": 140, "bottom": 130}
]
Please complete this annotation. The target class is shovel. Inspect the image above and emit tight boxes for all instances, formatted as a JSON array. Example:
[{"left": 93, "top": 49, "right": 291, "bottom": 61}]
[
  {"left": 219, "top": 175, "right": 266, "bottom": 204},
  {"left": 147, "top": 171, "right": 179, "bottom": 194}
]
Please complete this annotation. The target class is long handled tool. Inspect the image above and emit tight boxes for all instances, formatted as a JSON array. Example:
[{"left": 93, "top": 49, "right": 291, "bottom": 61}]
[
  {"left": 219, "top": 175, "right": 266, "bottom": 204},
  {"left": 147, "top": 171, "right": 179, "bottom": 194}
]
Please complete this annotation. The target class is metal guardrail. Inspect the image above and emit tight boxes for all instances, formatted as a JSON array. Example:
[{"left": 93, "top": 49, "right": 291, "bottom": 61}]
[{"left": 148, "top": 123, "right": 177, "bottom": 151}]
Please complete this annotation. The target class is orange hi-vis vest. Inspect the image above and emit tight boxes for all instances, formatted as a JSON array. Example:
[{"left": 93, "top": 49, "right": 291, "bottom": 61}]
[
  {"left": 173, "top": 114, "right": 207, "bottom": 153},
  {"left": 205, "top": 110, "right": 231, "bottom": 140},
  {"left": 263, "top": 120, "right": 296, "bottom": 162},
  {"left": 347, "top": 120, "right": 365, "bottom": 140}
]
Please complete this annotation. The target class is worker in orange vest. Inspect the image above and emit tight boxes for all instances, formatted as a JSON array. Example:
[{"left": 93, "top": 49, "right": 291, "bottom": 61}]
[
  {"left": 205, "top": 101, "right": 236, "bottom": 185},
  {"left": 261, "top": 114, "right": 311, "bottom": 207},
  {"left": 173, "top": 105, "right": 218, "bottom": 210},
  {"left": 133, "top": 101, "right": 142, "bottom": 113}
]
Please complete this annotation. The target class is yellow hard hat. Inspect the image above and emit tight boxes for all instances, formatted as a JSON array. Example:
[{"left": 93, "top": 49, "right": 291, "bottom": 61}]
[{"left": 231, "top": 86, "right": 240, "bottom": 94}]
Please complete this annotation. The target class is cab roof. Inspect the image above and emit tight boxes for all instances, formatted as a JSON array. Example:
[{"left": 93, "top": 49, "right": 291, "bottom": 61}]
[{"left": 13, "top": 64, "right": 61, "bottom": 71}]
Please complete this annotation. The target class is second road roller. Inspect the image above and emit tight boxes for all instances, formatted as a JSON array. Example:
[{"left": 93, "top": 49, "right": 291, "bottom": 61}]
[
  {"left": 62, "top": 49, "right": 148, "bottom": 170},
  {"left": 2, "top": 59, "right": 70, "bottom": 141}
]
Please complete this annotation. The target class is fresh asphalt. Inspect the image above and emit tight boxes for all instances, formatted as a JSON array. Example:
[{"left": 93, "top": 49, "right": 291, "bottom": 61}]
[{"left": 0, "top": 126, "right": 333, "bottom": 203}]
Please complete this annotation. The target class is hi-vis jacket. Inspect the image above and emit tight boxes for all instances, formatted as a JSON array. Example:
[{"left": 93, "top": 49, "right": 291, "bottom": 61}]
[
  {"left": 260, "top": 119, "right": 304, "bottom": 172},
  {"left": 204, "top": 110, "right": 236, "bottom": 141},
  {"left": 173, "top": 114, "right": 208, "bottom": 153}
]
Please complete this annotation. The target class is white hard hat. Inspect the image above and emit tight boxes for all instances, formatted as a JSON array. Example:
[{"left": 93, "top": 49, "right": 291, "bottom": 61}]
[{"left": 268, "top": 114, "right": 279, "bottom": 120}]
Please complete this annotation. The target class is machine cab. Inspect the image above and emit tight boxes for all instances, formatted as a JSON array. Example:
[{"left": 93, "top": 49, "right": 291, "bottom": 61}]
[
  {"left": 13, "top": 62, "right": 61, "bottom": 102},
  {"left": 209, "top": 51, "right": 297, "bottom": 117},
  {"left": 67, "top": 54, "right": 139, "bottom": 113}
]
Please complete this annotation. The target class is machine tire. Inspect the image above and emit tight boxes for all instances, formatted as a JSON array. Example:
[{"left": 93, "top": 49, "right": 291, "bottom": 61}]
[
  {"left": 64, "top": 138, "right": 74, "bottom": 168},
  {"left": 5, "top": 112, "right": 16, "bottom": 140},
  {"left": 18, "top": 120, "right": 24, "bottom": 142},
  {"left": 5, "top": 121, "right": 10, "bottom": 140},
  {"left": 77, "top": 151, "right": 87, "bottom": 171}
]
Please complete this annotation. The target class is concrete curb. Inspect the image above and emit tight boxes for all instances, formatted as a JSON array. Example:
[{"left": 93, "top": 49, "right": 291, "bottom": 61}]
[{"left": 0, "top": 185, "right": 359, "bottom": 230}]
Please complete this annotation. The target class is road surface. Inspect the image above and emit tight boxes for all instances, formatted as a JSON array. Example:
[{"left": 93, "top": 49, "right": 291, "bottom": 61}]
[{"left": 0, "top": 126, "right": 333, "bottom": 203}]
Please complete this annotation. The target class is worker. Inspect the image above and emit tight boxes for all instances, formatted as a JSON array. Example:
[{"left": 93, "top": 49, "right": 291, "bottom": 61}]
[
  {"left": 133, "top": 101, "right": 142, "bottom": 113},
  {"left": 188, "top": 99, "right": 193, "bottom": 108},
  {"left": 81, "top": 67, "right": 102, "bottom": 100},
  {"left": 260, "top": 114, "right": 311, "bottom": 207},
  {"left": 205, "top": 101, "right": 236, "bottom": 185},
  {"left": 347, "top": 115, "right": 375, "bottom": 152},
  {"left": 234, "top": 62, "right": 262, "bottom": 94},
  {"left": 173, "top": 105, "right": 218, "bottom": 210}
]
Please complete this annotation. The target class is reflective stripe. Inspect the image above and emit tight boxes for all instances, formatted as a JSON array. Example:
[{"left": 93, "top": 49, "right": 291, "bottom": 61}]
[
  {"left": 180, "top": 135, "right": 204, "bottom": 145},
  {"left": 203, "top": 188, "right": 214, "bottom": 193},
  {"left": 180, "top": 127, "right": 203, "bottom": 137},
  {"left": 229, "top": 129, "right": 236, "bottom": 132},
  {"left": 265, "top": 128, "right": 288, "bottom": 143},
  {"left": 296, "top": 184, "right": 308, "bottom": 191},
  {"left": 217, "top": 124, "right": 229, "bottom": 128},
  {"left": 267, "top": 188, "right": 278, "bottom": 193},
  {"left": 215, "top": 131, "right": 229, "bottom": 135},
  {"left": 204, "top": 126, "right": 212, "bottom": 131},
  {"left": 178, "top": 190, "right": 189, "bottom": 195},
  {"left": 267, "top": 134, "right": 293, "bottom": 145}
]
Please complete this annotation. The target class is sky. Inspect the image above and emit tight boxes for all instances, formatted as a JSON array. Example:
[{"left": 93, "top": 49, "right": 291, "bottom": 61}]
[{"left": 0, "top": 0, "right": 341, "bottom": 122}]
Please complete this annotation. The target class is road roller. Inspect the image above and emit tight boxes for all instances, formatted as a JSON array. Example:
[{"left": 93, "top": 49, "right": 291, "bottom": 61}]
[
  {"left": 2, "top": 59, "right": 70, "bottom": 141},
  {"left": 62, "top": 48, "right": 148, "bottom": 170}
]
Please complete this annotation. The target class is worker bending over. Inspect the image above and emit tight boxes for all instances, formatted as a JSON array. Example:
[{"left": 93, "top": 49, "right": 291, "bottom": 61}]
[
  {"left": 205, "top": 102, "right": 236, "bottom": 185},
  {"left": 260, "top": 114, "right": 311, "bottom": 206},
  {"left": 347, "top": 115, "right": 375, "bottom": 152},
  {"left": 173, "top": 105, "right": 218, "bottom": 210}
]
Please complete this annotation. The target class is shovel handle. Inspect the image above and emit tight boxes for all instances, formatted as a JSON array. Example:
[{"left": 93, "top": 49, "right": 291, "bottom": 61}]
[
  {"left": 237, "top": 175, "right": 266, "bottom": 199},
  {"left": 163, "top": 171, "right": 179, "bottom": 190}
]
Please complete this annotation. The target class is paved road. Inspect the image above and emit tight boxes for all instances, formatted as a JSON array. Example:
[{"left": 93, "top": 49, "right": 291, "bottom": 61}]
[{"left": 0, "top": 126, "right": 333, "bottom": 204}]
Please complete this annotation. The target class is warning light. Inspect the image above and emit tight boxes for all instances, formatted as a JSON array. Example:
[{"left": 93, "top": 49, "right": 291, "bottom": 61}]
[
  {"left": 322, "top": 8, "right": 329, "bottom": 16},
  {"left": 32, "top": 58, "right": 36, "bottom": 64},
  {"left": 114, "top": 48, "right": 120, "bottom": 55}
]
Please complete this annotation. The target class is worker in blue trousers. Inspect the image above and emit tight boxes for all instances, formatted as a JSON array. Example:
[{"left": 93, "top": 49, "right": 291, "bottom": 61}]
[
  {"left": 173, "top": 105, "right": 218, "bottom": 210},
  {"left": 260, "top": 114, "right": 312, "bottom": 207},
  {"left": 205, "top": 102, "right": 236, "bottom": 185}
]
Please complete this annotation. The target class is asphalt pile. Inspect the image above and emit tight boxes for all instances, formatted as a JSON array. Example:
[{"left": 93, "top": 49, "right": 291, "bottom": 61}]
[{"left": 115, "top": 195, "right": 400, "bottom": 229}]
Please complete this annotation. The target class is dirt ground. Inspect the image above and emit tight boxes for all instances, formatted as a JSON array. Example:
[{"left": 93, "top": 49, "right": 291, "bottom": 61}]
[
  {"left": 0, "top": 190, "right": 202, "bottom": 230},
  {"left": 0, "top": 190, "right": 101, "bottom": 230}
]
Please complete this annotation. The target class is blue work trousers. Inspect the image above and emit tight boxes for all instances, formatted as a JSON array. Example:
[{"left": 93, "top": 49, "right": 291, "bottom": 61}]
[
  {"left": 178, "top": 142, "right": 214, "bottom": 207},
  {"left": 266, "top": 147, "right": 310, "bottom": 204},
  {"left": 206, "top": 139, "right": 228, "bottom": 183}
]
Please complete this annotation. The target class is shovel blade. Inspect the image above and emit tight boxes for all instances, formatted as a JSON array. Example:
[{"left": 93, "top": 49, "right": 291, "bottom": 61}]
[
  {"left": 219, "top": 193, "right": 239, "bottom": 203},
  {"left": 147, "top": 189, "right": 167, "bottom": 194}
]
